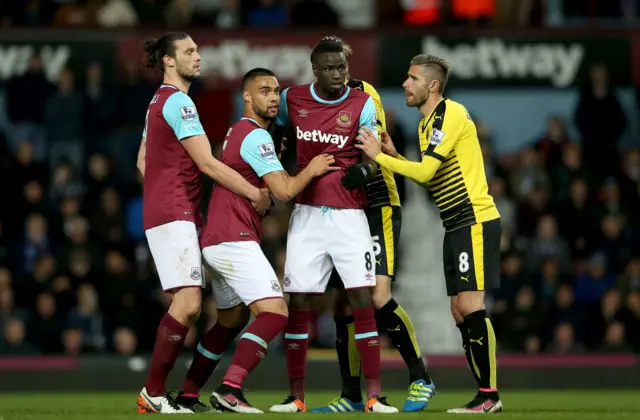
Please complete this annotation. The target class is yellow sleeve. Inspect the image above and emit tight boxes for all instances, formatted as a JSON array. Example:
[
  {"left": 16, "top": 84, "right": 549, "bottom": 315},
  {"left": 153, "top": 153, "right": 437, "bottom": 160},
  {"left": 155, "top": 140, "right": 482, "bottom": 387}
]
[
  {"left": 362, "top": 81, "right": 386, "bottom": 132},
  {"left": 375, "top": 108, "right": 466, "bottom": 184}
]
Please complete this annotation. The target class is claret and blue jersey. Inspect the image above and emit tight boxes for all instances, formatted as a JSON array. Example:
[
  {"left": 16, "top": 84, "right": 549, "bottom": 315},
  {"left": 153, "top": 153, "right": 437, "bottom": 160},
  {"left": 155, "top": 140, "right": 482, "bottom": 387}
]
[
  {"left": 275, "top": 82, "right": 378, "bottom": 209},
  {"left": 142, "top": 84, "right": 207, "bottom": 231}
]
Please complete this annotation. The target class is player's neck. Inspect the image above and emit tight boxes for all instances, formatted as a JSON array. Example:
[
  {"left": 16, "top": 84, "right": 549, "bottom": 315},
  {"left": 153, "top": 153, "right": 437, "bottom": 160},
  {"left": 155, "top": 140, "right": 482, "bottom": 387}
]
[
  {"left": 420, "top": 94, "right": 444, "bottom": 119},
  {"left": 163, "top": 74, "right": 191, "bottom": 93},
  {"left": 244, "top": 110, "right": 269, "bottom": 129},
  {"left": 314, "top": 83, "right": 344, "bottom": 100}
]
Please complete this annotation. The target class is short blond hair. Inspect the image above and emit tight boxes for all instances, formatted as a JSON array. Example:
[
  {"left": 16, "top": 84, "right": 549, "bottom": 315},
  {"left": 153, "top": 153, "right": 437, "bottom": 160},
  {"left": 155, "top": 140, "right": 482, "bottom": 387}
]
[{"left": 410, "top": 54, "right": 450, "bottom": 93}]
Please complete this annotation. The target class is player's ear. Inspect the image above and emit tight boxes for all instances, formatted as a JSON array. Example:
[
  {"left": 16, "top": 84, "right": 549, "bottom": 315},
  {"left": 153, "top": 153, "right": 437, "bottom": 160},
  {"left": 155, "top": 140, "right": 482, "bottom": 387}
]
[
  {"left": 163, "top": 55, "right": 174, "bottom": 69},
  {"left": 242, "top": 89, "right": 251, "bottom": 103}
]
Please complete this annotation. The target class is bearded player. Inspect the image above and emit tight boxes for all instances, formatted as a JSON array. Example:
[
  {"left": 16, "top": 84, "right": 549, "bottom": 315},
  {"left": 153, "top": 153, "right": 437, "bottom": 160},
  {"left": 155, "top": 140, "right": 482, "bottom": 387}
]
[
  {"left": 357, "top": 54, "right": 503, "bottom": 414},
  {"left": 268, "top": 37, "right": 398, "bottom": 414},
  {"left": 135, "top": 33, "right": 271, "bottom": 414},
  {"left": 311, "top": 37, "right": 435, "bottom": 414},
  {"left": 169, "top": 68, "right": 338, "bottom": 414}
]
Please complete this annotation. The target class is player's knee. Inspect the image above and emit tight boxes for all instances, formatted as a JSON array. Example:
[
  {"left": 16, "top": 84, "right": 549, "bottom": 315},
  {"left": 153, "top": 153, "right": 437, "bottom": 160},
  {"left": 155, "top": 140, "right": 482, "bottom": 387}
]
[
  {"left": 289, "top": 293, "right": 312, "bottom": 310},
  {"left": 455, "top": 291, "right": 485, "bottom": 317},
  {"left": 371, "top": 275, "right": 392, "bottom": 309},
  {"left": 345, "top": 288, "right": 373, "bottom": 310},
  {"left": 217, "top": 304, "right": 250, "bottom": 329},
  {"left": 170, "top": 287, "right": 202, "bottom": 325},
  {"left": 332, "top": 288, "right": 351, "bottom": 316},
  {"left": 250, "top": 297, "right": 289, "bottom": 318}
]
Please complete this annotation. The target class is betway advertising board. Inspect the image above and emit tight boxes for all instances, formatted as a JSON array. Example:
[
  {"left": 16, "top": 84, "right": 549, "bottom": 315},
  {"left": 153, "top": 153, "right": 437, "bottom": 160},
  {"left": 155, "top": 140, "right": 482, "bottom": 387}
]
[
  {"left": 118, "top": 33, "right": 377, "bottom": 86},
  {"left": 379, "top": 35, "right": 631, "bottom": 88},
  {"left": 0, "top": 39, "right": 117, "bottom": 83}
]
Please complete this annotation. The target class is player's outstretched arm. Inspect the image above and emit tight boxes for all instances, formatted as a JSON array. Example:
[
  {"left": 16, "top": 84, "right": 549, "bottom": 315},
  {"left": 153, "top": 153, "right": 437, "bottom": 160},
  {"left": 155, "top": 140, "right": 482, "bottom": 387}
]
[
  {"left": 137, "top": 137, "right": 146, "bottom": 177},
  {"left": 263, "top": 154, "right": 338, "bottom": 201},
  {"left": 357, "top": 126, "right": 443, "bottom": 184},
  {"left": 182, "top": 134, "right": 268, "bottom": 208}
]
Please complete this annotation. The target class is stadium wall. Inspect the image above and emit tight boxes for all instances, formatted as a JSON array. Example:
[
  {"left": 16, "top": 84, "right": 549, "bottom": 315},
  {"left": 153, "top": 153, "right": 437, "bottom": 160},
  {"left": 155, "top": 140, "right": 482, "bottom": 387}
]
[{"left": 0, "top": 354, "right": 638, "bottom": 392}]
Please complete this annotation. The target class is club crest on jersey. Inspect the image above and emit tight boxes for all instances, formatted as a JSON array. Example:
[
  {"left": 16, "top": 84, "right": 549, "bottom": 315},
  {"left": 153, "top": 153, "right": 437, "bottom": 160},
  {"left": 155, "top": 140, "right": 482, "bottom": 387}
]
[
  {"left": 337, "top": 111, "right": 352, "bottom": 127},
  {"left": 180, "top": 106, "right": 197, "bottom": 121},
  {"left": 430, "top": 128, "right": 445, "bottom": 145},
  {"left": 190, "top": 266, "right": 202, "bottom": 281},
  {"left": 258, "top": 143, "right": 276, "bottom": 159}
]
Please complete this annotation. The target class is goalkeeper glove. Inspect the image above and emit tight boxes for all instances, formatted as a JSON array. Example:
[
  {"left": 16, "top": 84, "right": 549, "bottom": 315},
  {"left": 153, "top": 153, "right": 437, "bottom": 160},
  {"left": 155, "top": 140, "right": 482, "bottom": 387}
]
[{"left": 341, "top": 164, "right": 372, "bottom": 190}]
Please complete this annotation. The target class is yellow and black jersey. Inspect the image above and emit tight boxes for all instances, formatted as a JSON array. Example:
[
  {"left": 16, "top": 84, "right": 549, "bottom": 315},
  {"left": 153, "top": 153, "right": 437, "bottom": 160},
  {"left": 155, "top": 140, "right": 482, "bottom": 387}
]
[
  {"left": 375, "top": 98, "right": 499, "bottom": 231},
  {"left": 347, "top": 78, "right": 400, "bottom": 208}
]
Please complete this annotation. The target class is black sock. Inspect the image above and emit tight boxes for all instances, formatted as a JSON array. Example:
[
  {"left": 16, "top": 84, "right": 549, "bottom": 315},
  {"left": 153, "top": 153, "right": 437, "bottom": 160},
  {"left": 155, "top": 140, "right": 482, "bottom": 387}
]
[
  {"left": 464, "top": 310, "right": 498, "bottom": 392},
  {"left": 457, "top": 321, "right": 481, "bottom": 387},
  {"left": 334, "top": 315, "right": 362, "bottom": 401},
  {"left": 375, "top": 299, "right": 430, "bottom": 383}
]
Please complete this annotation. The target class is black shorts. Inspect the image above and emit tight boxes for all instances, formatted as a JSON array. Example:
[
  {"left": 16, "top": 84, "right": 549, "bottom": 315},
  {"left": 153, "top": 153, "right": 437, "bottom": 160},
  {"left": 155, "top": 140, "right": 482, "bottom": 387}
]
[
  {"left": 443, "top": 218, "right": 501, "bottom": 297},
  {"left": 329, "top": 205, "right": 402, "bottom": 288}
]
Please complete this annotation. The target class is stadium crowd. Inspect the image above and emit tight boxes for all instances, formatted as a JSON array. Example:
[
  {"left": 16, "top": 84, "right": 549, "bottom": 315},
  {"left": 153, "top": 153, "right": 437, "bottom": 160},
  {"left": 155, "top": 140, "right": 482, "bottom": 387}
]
[
  {"left": 0, "top": 49, "right": 638, "bottom": 357},
  {"left": 1, "top": 0, "right": 639, "bottom": 30}
]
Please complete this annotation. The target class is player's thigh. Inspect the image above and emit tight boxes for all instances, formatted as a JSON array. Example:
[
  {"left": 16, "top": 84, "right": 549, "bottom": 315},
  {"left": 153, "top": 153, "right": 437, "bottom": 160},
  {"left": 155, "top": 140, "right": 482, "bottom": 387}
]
[
  {"left": 445, "top": 220, "right": 501, "bottom": 296},
  {"left": 366, "top": 205, "right": 401, "bottom": 279},
  {"left": 145, "top": 220, "right": 204, "bottom": 291},
  {"left": 203, "top": 241, "right": 283, "bottom": 308},
  {"left": 330, "top": 209, "right": 376, "bottom": 290},
  {"left": 442, "top": 230, "right": 459, "bottom": 297},
  {"left": 284, "top": 204, "right": 333, "bottom": 294}
]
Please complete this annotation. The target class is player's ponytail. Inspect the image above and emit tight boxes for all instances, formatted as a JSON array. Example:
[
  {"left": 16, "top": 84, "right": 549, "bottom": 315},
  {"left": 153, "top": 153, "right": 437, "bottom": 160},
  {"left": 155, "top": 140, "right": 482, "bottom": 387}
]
[
  {"left": 143, "top": 38, "right": 159, "bottom": 69},
  {"left": 142, "top": 32, "right": 190, "bottom": 71}
]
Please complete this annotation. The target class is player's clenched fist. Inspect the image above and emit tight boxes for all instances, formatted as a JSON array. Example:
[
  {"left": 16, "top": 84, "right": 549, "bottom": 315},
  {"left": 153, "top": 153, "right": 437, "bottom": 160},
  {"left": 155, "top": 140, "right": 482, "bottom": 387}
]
[
  {"left": 355, "top": 126, "right": 382, "bottom": 161},
  {"left": 307, "top": 153, "right": 340, "bottom": 177},
  {"left": 252, "top": 188, "right": 272, "bottom": 213},
  {"left": 380, "top": 131, "right": 399, "bottom": 158}
]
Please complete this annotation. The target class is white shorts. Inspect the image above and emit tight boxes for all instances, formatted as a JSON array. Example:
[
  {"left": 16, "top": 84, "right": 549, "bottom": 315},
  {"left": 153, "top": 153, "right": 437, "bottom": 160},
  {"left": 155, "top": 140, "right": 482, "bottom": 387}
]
[
  {"left": 202, "top": 241, "right": 283, "bottom": 309},
  {"left": 145, "top": 220, "right": 204, "bottom": 291},
  {"left": 284, "top": 204, "right": 375, "bottom": 294}
]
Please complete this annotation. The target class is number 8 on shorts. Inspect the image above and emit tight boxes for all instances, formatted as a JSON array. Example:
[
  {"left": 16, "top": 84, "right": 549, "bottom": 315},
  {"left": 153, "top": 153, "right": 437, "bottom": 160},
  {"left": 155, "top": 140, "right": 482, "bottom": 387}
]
[{"left": 442, "top": 219, "right": 502, "bottom": 297}]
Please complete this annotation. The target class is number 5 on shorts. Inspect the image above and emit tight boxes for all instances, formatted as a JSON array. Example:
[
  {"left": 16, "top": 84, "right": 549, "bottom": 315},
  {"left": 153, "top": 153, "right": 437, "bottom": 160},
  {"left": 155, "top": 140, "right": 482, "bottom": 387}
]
[
  {"left": 372, "top": 235, "right": 381, "bottom": 256},
  {"left": 459, "top": 251, "right": 469, "bottom": 273}
]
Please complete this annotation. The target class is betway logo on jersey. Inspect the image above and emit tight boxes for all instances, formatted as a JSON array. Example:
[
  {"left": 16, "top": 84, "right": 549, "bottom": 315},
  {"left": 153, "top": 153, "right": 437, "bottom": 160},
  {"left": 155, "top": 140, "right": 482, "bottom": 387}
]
[
  {"left": 296, "top": 126, "right": 349, "bottom": 148},
  {"left": 422, "top": 36, "right": 585, "bottom": 88}
]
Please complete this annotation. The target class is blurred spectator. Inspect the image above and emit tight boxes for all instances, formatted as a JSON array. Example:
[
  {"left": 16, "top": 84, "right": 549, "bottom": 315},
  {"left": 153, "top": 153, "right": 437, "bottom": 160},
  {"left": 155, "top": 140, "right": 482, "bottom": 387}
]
[
  {"left": 510, "top": 148, "right": 550, "bottom": 201},
  {"left": 617, "top": 257, "right": 640, "bottom": 296},
  {"left": 0, "top": 318, "right": 39, "bottom": 354},
  {"left": 248, "top": 0, "right": 287, "bottom": 27},
  {"left": 535, "top": 116, "right": 574, "bottom": 171},
  {"left": 575, "top": 253, "right": 614, "bottom": 305},
  {"left": 544, "top": 285, "right": 582, "bottom": 345},
  {"left": 524, "top": 214, "right": 572, "bottom": 275},
  {"left": 27, "top": 292, "right": 64, "bottom": 353},
  {"left": 488, "top": 177, "right": 516, "bottom": 239},
  {"left": 164, "top": 0, "right": 193, "bottom": 27},
  {"left": 113, "top": 326, "right": 138, "bottom": 356},
  {"left": 598, "top": 322, "right": 632, "bottom": 353},
  {"left": 45, "top": 68, "right": 85, "bottom": 169},
  {"left": 84, "top": 64, "right": 118, "bottom": 154},
  {"left": 496, "top": 286, "right": 542, "bottom": 352},
  {"left": 16, "top": 213, "right": 51, "bottom": 277},
  {"left": 5, "top": 53, "right": 52, "bottom": 161},
  {"left": 67, "top": 283, "right": 106, "bottom": 352},
  {"left": 549, "top": 144, "right": 592, "bottom": 203},
  {"left": 575, "top": 64, "right": 626, "bottom": 178},
  {"left": 97, "top": 0, "right": 138, "bottom": 28},
  {"left": 547, "top": 322, "right": 583, "bottom": 353}
]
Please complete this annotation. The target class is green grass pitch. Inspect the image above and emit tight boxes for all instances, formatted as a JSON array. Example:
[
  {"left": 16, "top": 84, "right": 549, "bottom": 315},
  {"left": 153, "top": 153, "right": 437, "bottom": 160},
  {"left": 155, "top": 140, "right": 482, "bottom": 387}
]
[{"left": 0, "top": 390, "right": 638, "bottom": 419}]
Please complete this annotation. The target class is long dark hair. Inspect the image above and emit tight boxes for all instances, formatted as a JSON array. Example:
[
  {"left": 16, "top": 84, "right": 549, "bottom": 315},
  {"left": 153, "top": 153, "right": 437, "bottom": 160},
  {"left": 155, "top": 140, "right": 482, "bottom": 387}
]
[{"left": 143, "top": 32, "right": 190, "bottom": 71}]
